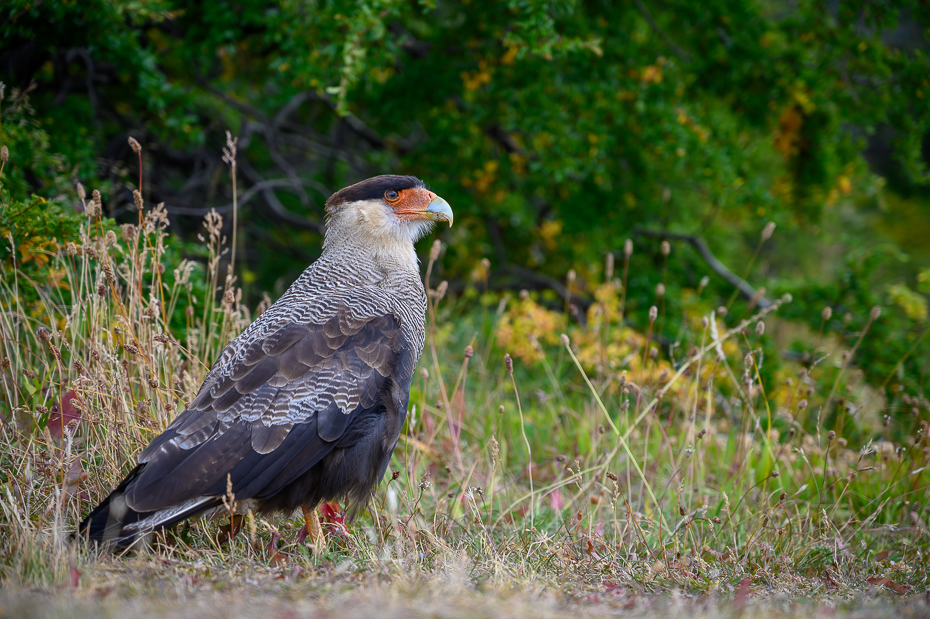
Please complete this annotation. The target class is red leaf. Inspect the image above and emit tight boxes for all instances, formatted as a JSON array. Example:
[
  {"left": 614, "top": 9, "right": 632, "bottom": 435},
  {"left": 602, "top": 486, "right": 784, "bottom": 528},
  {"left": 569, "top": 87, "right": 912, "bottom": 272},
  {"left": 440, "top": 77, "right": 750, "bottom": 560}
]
[
  {"left": 69, "top": 563, "right": 80, "bottom": 589},
  {"left": 602, "top": 581, "right": 624, "bottom": 594},
  {"left": 734, "top": 577, "right": 751, "bottom": 607},
  {"left": 549, "top": 489, "right": 564, "bottom": 511},
  {"left": 267, "top": 531, "right": 281, "bottom": 554},
  {"left": 320, "top": 501, "right": 345, "bottom": 525},
  {"left": 47, "top": 390, "right": 82, "bottom": 442},
  {"left": 866, "top": 576, "right": 908, "bottom": 595}
]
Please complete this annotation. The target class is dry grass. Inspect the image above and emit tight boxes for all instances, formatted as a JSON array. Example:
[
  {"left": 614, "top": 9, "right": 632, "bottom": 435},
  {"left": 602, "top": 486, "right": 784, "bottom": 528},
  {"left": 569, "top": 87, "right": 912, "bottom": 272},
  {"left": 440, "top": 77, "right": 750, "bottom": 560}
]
[{"left": 1, "top": 150, "right": 929, "bottom": 618}]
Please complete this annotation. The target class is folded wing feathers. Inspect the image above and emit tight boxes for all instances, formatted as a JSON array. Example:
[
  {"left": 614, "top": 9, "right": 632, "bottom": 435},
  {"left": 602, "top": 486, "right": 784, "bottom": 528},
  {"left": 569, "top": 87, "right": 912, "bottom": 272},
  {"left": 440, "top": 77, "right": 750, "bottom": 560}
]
[{"left": 155, "top": 306, "right": 401, "bottom": 458}]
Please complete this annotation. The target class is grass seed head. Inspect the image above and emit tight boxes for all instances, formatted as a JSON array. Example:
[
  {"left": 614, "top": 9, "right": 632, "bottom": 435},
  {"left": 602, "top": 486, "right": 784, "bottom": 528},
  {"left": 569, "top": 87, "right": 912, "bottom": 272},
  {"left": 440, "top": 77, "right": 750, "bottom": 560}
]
[
  {"left": 86, "top": 193, "right": 102, "bottom": 218},
  {"left": 762, "top": 221, "right": 776, "bottom": 240},
  {"left": 121, "top": 224, "right": 137, "bottom": 243},
  {"left": 435, "top": 280, "right": 448, "bottom": 301},
  {"left": 0, "top": 145, "right": 8, "bottom": 163},
  {"left": 128, "top": 136, "right": 142, "bottom": 154}
]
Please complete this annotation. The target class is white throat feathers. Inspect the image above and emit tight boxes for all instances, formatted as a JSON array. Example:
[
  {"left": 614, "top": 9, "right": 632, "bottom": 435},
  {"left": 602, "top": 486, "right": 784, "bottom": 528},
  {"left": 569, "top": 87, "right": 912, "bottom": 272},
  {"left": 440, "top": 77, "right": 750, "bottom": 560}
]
[{"left": 323, "top": 198, "right": 433, "bottom": 272}]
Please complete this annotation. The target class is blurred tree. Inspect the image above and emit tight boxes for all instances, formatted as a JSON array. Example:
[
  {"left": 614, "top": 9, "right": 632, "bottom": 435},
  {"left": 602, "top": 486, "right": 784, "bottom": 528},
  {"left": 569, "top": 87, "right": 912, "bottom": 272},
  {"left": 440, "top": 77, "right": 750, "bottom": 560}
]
[{"left": 1, "top": 0, "right": 929, "bottom": 388}]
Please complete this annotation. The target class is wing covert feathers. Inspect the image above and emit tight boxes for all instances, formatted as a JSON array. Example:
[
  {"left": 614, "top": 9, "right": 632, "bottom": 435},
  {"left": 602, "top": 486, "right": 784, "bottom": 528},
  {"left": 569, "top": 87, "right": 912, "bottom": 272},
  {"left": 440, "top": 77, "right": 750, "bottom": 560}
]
[{"left": 128, "top": 306, "right": 408, "bottom": 514}]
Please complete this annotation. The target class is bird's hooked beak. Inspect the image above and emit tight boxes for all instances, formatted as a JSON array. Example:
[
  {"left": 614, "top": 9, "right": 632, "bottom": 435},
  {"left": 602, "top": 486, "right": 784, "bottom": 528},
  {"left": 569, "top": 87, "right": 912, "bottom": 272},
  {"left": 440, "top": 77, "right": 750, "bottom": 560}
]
[
  {"left": 395, "top": 189, "right": 453, "bottom": 227},
  {"left": 423, "top": 195, "right": 453, "bottom": 227}
]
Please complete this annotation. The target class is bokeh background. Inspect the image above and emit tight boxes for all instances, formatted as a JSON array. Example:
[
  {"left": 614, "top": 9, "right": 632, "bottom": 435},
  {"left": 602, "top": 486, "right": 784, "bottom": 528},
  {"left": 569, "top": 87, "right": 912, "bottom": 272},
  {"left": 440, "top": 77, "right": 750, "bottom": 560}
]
[{"left": 2, "top": 0, "right": 929, "bottom": 392}]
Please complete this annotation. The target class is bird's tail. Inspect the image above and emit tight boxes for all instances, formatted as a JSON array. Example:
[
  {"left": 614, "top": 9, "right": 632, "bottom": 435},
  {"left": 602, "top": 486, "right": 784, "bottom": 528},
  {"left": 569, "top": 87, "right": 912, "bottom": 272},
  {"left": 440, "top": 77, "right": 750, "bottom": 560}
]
[{"left": 76, "top": 465, "right": 220, "bottom": 550}]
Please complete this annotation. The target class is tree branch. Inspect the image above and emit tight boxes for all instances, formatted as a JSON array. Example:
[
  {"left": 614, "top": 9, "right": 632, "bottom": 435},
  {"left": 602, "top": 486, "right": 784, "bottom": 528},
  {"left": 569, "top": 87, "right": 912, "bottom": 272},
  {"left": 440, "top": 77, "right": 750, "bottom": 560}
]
[
  {"left": 632, "top": 0, "right": 692, "bottom": 63},
  {"left": 633, "top": 227, "right": 772, "bottom": 309},
  {"left": 238, "top": 158, "right": 324, "bottom": 233}
]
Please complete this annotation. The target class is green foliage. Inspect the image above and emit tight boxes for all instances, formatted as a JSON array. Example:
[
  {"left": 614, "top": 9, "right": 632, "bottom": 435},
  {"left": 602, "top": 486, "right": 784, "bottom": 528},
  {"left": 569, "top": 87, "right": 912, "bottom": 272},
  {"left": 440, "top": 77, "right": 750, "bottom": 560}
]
[
  {"left": 0, "top": 195, "right": 83, "bottom": 305},
  {"left": 1, "top": 2, "right": 929, "bottom": 391}
]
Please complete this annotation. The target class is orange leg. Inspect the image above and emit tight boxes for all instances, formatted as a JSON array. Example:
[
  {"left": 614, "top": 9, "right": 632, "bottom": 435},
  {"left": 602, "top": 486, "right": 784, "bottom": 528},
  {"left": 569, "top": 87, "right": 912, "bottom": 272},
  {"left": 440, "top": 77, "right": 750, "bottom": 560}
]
[{"left": 302, "top": 505, "right": 325, "bottom": 550}]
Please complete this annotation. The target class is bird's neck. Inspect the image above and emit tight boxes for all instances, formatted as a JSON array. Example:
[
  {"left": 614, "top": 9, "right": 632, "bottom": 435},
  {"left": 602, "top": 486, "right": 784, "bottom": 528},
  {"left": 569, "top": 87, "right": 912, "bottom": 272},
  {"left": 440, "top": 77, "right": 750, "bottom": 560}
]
[
  {"left": 322, "top": 207, "right": 421, "bottom": 276},
  {"left": 321, "top": 225, "right": 421, "bottom": 288}
]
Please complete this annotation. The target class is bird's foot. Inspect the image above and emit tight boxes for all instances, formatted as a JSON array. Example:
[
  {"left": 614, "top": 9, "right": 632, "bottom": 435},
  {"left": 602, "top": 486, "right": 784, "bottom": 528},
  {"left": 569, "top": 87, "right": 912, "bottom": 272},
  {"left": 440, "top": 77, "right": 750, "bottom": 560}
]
[{"left": 301, "top": 505, "right": 326, "bottom": 552}]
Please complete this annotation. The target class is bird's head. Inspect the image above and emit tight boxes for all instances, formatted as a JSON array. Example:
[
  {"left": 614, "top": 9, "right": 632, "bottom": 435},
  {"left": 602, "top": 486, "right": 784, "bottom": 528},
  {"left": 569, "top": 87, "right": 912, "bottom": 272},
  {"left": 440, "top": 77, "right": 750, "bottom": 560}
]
[{"left": 324, "top": 175, "right": 453, "bottom": 250}]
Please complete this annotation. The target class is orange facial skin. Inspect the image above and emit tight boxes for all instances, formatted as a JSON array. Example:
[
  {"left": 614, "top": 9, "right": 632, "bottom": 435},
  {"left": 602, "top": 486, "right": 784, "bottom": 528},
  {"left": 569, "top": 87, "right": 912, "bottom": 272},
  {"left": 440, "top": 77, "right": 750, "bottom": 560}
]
[{"left": 388, "top": 187, "right": 438, "bottom": 221}]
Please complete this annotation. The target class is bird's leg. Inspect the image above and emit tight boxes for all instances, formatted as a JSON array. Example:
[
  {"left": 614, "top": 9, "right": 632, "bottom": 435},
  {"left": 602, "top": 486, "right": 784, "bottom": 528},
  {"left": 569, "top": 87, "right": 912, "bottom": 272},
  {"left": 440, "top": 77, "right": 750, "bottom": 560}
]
[{"left": 300, "top": 505, "right": 325, "bottom": 551}]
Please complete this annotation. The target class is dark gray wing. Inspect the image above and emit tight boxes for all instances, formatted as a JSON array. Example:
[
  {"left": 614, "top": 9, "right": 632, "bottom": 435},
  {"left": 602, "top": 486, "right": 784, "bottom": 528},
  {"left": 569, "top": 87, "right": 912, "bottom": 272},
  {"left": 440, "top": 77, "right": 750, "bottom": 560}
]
[{"left": 125, "top": 305, "right": 414, "bottom": 513}]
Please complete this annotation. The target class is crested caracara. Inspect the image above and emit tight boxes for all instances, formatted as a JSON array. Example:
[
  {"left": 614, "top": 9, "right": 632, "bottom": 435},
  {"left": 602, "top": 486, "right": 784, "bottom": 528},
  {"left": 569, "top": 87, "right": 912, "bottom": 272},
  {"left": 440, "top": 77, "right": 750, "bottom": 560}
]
[{"left": 78, "top": 175, "right": 452, "bottom": 549}]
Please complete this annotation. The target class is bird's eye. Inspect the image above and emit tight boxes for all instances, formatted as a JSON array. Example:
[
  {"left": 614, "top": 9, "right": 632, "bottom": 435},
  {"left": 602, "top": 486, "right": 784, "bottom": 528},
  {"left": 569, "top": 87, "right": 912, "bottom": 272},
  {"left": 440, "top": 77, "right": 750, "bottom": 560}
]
[{"left": 384, "top": 189, "right": 400, "bottom": 202}]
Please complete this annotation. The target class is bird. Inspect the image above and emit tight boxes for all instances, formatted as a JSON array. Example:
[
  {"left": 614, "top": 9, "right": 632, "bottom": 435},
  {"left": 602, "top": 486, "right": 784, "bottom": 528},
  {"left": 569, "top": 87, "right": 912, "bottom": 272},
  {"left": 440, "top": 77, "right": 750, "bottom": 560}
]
[{"left": 77, "top": 175, "right": 453, "bottom": 549}]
